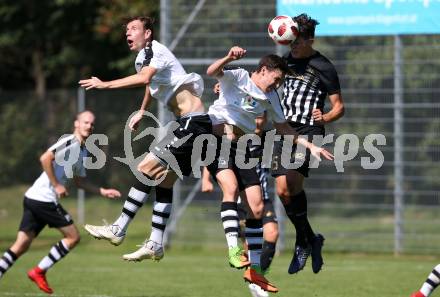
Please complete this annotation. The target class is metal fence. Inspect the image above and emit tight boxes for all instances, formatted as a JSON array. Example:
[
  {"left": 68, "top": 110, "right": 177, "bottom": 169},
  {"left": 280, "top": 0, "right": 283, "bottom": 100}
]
[
  {"left": 0, "top": 0, "right": 439, "bottom": 255},
  {"left": 159, "top": 0, "right": 440, "bottom": 254}
]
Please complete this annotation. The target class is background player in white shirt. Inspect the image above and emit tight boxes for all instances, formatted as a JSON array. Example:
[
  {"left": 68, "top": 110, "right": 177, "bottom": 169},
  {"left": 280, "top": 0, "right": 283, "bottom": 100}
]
[
  {"left": 0, "top": 111, "right": 121, "bottom": 294},
  {"left": 206, "top": 46, "right": 334, "bottom": 293},
  {"left": 79, "top": 16, "right": 212, "bottom": 262}
]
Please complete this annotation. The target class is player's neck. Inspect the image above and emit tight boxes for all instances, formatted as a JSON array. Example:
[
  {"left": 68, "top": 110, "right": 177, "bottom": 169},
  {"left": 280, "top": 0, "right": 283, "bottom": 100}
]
[
  {"left": 145, "top": 39, "right": 153, "bottom": 48},
  {"left": 292, "top": 48, "right": 316, "bottom": 59},
  {"left": 73, "top": 132, "right": 85, "bottom": 145}
]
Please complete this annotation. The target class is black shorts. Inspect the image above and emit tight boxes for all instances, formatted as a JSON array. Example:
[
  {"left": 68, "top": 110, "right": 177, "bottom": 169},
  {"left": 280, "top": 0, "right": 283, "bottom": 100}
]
[
  {"left": 271, "top": 122, "right": 325, "bottom": 178},
  {"left": 19, "top": 197, "right": 74, "bottom": 235},
  {"left": 152, "top": 113, "right": 212, "bottom": 177},
  {"left": 207, "top": 136, "right": 260, "bottom": 192}
]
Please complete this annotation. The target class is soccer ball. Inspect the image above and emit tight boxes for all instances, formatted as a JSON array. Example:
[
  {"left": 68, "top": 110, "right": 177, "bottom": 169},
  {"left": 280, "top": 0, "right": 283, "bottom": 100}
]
[{"left": 267, "top": 15, "right": 299, "bottom": 45}]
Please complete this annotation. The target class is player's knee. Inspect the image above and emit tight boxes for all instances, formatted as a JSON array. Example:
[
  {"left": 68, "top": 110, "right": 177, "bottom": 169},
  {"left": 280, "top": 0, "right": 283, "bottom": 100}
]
[
  {"left": 67, "top": 233, "right": 81, "bottom": 248},
  {"left": 264, "top": 225, "right": 279, "bottom": 242},
  {"left": 276, "top": 187, "right": 291, "bottom": 204},
  {"left": 222, "top": 188, "right": 238, "bottom": 201},
  {"left": 249, "top": 202, "right": 264, "bottom": 219},
  {"left": 13, "top": 241, "right": 31, "bottom": 256}
]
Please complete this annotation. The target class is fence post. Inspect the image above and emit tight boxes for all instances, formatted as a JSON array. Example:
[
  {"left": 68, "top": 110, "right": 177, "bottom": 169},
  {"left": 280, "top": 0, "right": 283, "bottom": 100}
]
[
  {"left": 393, "top": 35, "right": 404, "bottom": 255},
  {"left": 77, "top": 87, "right": 86, "bottom": 225}
]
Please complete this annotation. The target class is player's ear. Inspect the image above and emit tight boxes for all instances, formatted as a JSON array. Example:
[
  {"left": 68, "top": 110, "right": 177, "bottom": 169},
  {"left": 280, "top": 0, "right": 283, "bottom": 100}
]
[
  {"left": 74, "top": 120, "right": 79, "bottom": 129},
  {"left": 145, "top": 29, "right": 152, "bottom": 40}
]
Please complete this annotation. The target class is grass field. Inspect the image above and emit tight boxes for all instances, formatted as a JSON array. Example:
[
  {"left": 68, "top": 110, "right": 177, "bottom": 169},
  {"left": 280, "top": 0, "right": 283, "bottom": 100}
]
[
  {"left": 0, "top": 246, "right": 437, "bottom": 297},
  {"left": 0, "top": 185, "right": 439, "bottom": 296}
]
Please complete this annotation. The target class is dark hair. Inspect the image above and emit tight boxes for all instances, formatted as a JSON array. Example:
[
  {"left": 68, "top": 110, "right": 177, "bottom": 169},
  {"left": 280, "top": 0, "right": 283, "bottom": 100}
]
[
  {"left": 256, "top": 54, "right": 289, "bottom": 75},
  {"left": 124, "top": 16, "right": 155, "bottom": 40},
  {"left": 293, "top": 13, "right": 319, "bottom": 39}
]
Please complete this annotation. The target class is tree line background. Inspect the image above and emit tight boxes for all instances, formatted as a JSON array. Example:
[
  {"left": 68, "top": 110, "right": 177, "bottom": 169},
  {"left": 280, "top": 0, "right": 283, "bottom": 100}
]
[{"left": 0, "top": 0, "right": 439, "bottom": 208}]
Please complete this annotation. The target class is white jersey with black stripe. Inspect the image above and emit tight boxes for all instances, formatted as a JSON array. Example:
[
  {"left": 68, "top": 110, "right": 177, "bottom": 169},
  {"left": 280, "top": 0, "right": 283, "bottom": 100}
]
[
  {"left": 25, "top": 134, "right": 87, "bottom": 203},
  {"left": 134, "top": 40, "right": 204, "bottom": 106},
  {"left": 208, "top": 68, "right": 285, "bottom": 134}
]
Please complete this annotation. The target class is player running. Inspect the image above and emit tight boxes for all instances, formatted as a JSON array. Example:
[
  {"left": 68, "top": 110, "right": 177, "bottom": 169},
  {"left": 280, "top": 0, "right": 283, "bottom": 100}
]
[{"left": 0, "top": 111, "right": 121, "bottom": 294}]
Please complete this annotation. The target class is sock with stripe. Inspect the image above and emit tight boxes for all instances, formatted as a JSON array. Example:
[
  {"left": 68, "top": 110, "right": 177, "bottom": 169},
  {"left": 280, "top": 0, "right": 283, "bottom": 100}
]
[
  {"left": 0, "top": 249, "right": 18, "bottom": 279},
  {"left": 245, "top": 219, "right": 263, "bottom": 267},
  {"left": 149, "top": 187, "right": 173, "bottom": 246},
  {"left": 113, "top": 179, "right": 152, "bottom": 236},
  {"left": 221, "top": 202, "right": 240, "bottom": 249},
  {"left": 37, "top": 240, "right": 70, "bottom": 271},
  {"left": 420, "top": 264, "right": 440, "bottom": 297}
]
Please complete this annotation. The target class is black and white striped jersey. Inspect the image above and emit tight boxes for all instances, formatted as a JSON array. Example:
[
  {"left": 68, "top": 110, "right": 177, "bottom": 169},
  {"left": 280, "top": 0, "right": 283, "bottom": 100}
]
[{"left": 281, "top": 51, "right": 340, "bottom": 126}]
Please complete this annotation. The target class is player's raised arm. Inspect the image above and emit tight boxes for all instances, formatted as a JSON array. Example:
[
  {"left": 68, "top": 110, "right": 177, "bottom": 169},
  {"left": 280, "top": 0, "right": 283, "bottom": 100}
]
[{"left": 206, "top": 46, "right": 247, "bottom": 77}]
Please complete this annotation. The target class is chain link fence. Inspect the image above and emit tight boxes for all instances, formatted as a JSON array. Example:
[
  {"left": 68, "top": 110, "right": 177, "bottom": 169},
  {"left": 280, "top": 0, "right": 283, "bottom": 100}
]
[{"left": 0, "top": 0, "right": 439, "bottom": 254}]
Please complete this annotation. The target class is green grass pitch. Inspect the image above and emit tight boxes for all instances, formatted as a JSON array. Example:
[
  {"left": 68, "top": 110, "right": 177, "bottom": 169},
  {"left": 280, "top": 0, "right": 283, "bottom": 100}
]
[{"left": 0, "top": 186, "right": 438, "bottom": 296}]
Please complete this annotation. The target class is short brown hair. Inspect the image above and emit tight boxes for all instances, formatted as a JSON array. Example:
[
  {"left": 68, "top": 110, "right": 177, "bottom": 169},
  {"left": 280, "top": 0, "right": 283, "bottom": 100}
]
[
  {"left": 256, "top": 54, "right": 289, "bottom": 75},
  {"left": 124, "top": 16, "right": 155, "bottom": 40}
]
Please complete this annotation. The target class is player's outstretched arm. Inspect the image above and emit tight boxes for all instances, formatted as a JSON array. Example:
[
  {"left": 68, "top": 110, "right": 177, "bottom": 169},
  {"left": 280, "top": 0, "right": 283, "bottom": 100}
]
[
  {"left": 206, "top": 46, "right": 247, "bottom": 77},
  {"left": 74, "top": 177, "right": 121, "bottom": 199},
  {"left": 78, "top": 67, "right": 157, "bottom": 90},
  {"left": 274, "top": 121, "right": 334, "bottom": 161}
]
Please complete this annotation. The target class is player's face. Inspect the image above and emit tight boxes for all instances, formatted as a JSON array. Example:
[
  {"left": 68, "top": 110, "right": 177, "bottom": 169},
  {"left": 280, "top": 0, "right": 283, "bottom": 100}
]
[
  {"left": 75, "top": 112, "right": 95, "bottom": 140},
  {"left": 259, "top": 68, "right": 284, "bottom": 92},
  {"left": 290, "top": 37, "right": 313, "bottom": 58},
  {"left": 126, "top": 20, "right": 149, "bottom": 51}
]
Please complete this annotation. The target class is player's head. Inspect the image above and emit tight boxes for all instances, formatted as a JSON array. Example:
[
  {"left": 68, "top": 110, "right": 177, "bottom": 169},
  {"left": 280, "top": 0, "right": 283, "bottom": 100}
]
[
  {"left": 74, "top": 110, "right": 95, "bottom": 141},
  {"left": 253, "top": 54, "right": 288, "bottom": 92},
  {"left": 290, "top": 13, "right": 319, "bottom": 58},
  {"left": 124, "top": 16, "right": 155, "bottom": 51}
]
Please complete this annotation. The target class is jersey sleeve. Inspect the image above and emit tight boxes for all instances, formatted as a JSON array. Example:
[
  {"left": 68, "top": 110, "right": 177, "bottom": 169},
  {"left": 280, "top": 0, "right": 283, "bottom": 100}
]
[
  {"left": 219, "top": 68, "right": 246, "bottom": 82},
  {"left": 319, "top": 61, "right": 341, "bottom": 95},
  {"left": 148, "top": 47, "right": 168, "bottom": 71},
  {"left": 48, "top": 135, "right": 75, "bottom": 154}
]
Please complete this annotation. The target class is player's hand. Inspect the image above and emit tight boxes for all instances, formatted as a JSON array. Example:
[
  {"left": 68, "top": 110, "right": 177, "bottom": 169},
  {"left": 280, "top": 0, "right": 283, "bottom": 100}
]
[
  {"left": 54, "top": 184, "right": 68, "bottom": 198},
  {"left": 213, "top": 83, "right": 220, "bottom": 94},
  {"left": 310, "top": 145, "right": 334, "bottom": 161},
  {"left": 227, "top": 46, "right": 246, "bottom": 61},
  {"left": 129, "top": 111, "right": 144, "bottom": 131},
  {"left": 312, "top": 109, "right": 325, "bottom": 124},
  {"left": 78, "top": 76, "right": 107, "bottom": 90},
  {"left": 100, "top": 188, "right": 122, "bottom": 199},
  {"left": 201, "top": 180, "right": 214, "bottom": 193}
]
